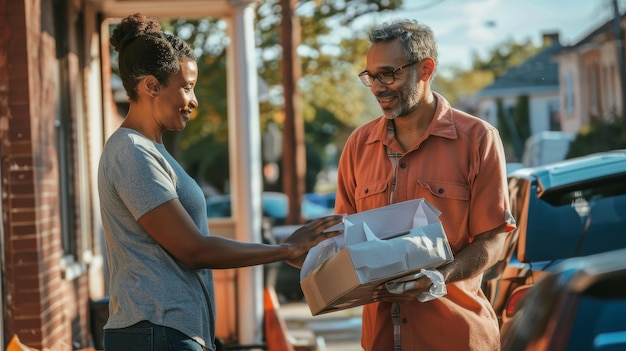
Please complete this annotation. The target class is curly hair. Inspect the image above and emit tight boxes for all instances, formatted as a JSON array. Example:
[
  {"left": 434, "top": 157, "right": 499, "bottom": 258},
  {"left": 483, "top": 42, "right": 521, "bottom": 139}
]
[{"left": 110, "top": 13, "right": 196, "bottom": 101}]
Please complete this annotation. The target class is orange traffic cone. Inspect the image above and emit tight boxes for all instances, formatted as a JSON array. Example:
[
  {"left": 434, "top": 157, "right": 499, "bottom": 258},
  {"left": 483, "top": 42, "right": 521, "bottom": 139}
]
[{"left": 264, "top": 286, "right": 295, "bottom": 351}]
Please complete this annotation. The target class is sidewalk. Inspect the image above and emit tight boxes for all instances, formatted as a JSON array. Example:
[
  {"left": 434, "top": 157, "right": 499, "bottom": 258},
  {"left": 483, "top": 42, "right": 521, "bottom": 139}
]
[{"left": 279, "top": 302, "right": 363, "bottom": 351}]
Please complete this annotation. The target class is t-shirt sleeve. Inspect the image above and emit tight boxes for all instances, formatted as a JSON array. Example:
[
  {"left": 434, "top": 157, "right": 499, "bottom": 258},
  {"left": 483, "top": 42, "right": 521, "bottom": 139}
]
[{"left": 106, "top": 143, "right": 178, "bottom": 220}]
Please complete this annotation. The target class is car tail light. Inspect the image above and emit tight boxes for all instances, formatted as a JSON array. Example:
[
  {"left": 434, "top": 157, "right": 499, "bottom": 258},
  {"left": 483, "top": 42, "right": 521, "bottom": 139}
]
[{"left": 505, "top": 286, "right": 531, "bottom": 318}]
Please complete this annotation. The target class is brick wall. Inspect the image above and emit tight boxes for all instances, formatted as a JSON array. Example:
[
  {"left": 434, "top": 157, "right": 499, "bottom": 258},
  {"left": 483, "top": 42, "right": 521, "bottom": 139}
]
[{"left": 0, "top": 0, "right": 94, "bottom": 349}]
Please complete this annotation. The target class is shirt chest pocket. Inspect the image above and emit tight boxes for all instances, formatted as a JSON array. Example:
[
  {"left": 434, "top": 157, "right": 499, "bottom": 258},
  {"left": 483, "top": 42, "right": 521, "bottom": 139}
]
[
  {"left": 415, "top": 180, "right": 470, "bottom": 249},
  {"left": 355, "top": 181, "right": 388, "bottom": 212}
]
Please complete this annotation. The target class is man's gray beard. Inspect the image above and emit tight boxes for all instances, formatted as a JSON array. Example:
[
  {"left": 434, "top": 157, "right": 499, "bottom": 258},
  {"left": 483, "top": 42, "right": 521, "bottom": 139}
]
[
  {"left": 383, "top": 73, "right": 420, "bottom": 120},
  {"left": 383, "top": 90, "right": 420, "bottom": 120}
]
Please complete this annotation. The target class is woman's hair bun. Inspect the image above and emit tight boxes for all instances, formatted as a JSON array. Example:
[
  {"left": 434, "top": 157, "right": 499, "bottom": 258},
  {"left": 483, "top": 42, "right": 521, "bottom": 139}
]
[{"left": 110, "top": 13, "right": 162, "bottom": 52}]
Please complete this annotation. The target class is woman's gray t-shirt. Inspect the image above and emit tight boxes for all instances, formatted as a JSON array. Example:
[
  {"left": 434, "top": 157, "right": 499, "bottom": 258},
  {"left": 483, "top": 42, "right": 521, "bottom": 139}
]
[{"left": 98, "top": 128, "right": 216, "bottom": 349}]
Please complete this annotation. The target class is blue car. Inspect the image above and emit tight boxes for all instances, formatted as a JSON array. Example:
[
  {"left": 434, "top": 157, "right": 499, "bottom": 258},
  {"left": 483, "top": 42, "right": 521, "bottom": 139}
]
[
  {"left": 483, "top": 150, "right": 626, "bottom": 330},
  {"left": 206, "top": 192, "right": 335, "bottom": 302},
  {"left": 501, "top": 248, "right": 626, "bottom": 351},
  {"left": 206, "top": 191, "right": 334, "bottom": 226}
]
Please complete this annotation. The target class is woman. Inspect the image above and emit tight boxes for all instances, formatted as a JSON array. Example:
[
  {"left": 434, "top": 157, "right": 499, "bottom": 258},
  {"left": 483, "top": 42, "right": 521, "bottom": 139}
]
[{"left": 98, "top": 13, "right": 343, "bottom": 351}]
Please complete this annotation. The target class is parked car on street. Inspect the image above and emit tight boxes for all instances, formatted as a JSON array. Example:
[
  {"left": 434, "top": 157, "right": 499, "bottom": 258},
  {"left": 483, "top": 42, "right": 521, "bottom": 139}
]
[
  {"left": 506, "top": 162, "right": 524, "bottom": 174},
  {"left": 521, "top": 131, "right": 575, "bottom": 167},
  {"left": 501, "top": 248, "right": 626, "bottom": 351},
  {"left": 206, "top": 191, "right": 334, "bottom": 225},
  {"left": 206, "top": 192, "right": 335, "bottom": 302},
  {"left": 483, "top": 150, "right": 626, "bottom": 330},
  {"left": 304, "top": 192, "right": 336, "bottom": 210}
]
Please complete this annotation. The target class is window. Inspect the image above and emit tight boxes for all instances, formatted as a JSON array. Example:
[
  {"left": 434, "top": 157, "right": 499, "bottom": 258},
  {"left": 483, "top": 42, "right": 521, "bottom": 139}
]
[
  {"left": 589, "top": 64, "right": 600, "bottom": 119},
  {"left": 53, "top": 0, "right": 77, "bottom": 260},
  {"left": 526, "top": 173, "right": 626, "bottom": 262}
]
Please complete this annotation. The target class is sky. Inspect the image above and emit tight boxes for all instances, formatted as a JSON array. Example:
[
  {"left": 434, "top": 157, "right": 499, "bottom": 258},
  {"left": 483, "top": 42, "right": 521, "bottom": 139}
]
[{"left": 349, "top": 0, "right": 623, "bottom": 72}]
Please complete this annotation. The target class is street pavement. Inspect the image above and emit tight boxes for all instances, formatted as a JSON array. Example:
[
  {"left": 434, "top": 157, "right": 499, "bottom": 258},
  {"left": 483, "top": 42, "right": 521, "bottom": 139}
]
[{"left": 279, "top": 301, "right": 363, "bottom": 351}]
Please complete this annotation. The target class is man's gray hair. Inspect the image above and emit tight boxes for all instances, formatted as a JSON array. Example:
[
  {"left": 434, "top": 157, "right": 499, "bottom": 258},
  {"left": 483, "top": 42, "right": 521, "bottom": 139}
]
[{"left": 369, "top": 19, "right": 438, "bottom": 69}]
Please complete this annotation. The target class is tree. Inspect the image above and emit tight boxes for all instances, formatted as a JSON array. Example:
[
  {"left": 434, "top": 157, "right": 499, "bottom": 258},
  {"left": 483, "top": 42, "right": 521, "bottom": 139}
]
[
  {"left": 116, "top": 6, "right": 549, "bottom": 196},
  {"left": 160, "top": 18, "right": 230, "bottom": 151},
  {"left": 434, "top": 37, "right": 541, "bottom": 106},
  {"left": 496, "top": 95, "right": 530, "bottom": 159},
  {"left": 567, "top": 119, "right": 626, "bottom": 158},
  {"left": 155, "top": 1, "right": 404, "bottom": 195},
  {"left": 433, "top": 67, "right": 494, "bottom": 106}
]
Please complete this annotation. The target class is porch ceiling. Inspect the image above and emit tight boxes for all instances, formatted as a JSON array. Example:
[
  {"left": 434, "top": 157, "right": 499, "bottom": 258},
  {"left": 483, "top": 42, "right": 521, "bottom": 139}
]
[{"left": 90, "top": 0, "right": 256, "bottom": 19}]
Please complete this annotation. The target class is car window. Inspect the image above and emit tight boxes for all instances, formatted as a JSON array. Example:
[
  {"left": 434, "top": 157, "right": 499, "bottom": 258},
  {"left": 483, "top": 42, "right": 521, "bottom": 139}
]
[{"left": 524, "top": 174, "right": 626, "bottom": 262}]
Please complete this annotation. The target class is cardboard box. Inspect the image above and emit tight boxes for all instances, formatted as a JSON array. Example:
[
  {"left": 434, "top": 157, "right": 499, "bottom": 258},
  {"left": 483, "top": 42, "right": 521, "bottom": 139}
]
[{"left": 300, "top": 199, "right": 453, "bottom": 315}]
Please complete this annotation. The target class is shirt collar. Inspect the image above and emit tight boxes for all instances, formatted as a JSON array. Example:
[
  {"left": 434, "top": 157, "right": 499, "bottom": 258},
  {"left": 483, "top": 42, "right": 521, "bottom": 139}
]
[{"left": 366, "top": 91, "right": 458, "bottom": 145}]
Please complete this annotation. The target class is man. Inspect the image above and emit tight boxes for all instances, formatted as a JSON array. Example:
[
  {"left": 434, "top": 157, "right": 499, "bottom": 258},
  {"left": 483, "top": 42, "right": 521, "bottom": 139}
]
[{"left": 334, "top": 19, "right": 516, "bottom": 350}]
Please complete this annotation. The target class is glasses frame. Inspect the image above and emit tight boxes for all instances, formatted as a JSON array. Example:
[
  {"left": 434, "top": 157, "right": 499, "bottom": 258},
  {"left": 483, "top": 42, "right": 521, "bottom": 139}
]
[{"left": 358, "top": 60, "right": 420, "bottom": 87}]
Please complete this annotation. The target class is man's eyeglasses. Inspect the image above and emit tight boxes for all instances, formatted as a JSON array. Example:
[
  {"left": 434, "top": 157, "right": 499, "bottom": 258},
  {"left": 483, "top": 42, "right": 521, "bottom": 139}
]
[{"left": 358, "top": 61, "right": 419, "bottom": 87}]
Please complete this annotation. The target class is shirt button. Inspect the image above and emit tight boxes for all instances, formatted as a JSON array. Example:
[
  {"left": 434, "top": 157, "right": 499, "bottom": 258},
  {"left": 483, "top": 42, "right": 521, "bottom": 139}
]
[
  {"left": 365, "top": 188, "right": 369, "bottom": 194},
  {"left": 402, "top": 318, "right": 408, "bottom": 323},
  {"left": 400, "top": 163, "right": 407, "bottom": 169},
  {"left": 438, "top": 188, "right": 444, "bottom": 194}
]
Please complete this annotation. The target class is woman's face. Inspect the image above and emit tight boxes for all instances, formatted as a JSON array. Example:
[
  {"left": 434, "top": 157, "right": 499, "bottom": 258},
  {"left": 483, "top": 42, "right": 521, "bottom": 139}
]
[{"left": 154, "top": 59, "right": 198, "bottom": 131}]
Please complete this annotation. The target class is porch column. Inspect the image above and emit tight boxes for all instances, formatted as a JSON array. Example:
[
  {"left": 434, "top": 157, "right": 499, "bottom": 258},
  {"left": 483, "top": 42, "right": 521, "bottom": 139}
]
[{"left": 226, "top": 0, "right": 264, "bottom": 345}]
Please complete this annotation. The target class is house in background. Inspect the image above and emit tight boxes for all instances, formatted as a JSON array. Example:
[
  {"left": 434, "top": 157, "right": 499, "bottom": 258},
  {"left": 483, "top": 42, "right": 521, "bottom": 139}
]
[
  {"left": 475, "top": 8, "right": 626, "bottom": 163},
  {"left": 0, "top": 0, "right": 263, "bottom": 349},
  {"left": 554, "top": 13, "right": 625, "bottom": 134},
  {"left": 475, "top": 33, "right": 563, "bottom": 160}
]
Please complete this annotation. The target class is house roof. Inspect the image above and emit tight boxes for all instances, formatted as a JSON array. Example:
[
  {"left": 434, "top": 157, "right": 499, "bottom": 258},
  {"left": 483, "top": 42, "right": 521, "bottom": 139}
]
[
  {"left": 478, "top": 11, "right": 626, "bottom": 99},
  {"left": 556, "top": 12, "right": 625, "bottom": 54},
  {"left": 477, "top": 40, "right": 562, "bottom": 97}
]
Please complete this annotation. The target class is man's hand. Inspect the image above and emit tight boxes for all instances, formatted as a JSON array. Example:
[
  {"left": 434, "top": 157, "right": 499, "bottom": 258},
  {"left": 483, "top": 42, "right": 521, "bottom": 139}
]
[{"left": 372, "top": 275, "right": 432, "bottom": 303}]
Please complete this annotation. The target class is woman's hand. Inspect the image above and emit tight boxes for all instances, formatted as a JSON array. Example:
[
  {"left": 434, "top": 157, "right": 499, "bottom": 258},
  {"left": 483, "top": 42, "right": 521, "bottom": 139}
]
[{"left": 281, "top": 214, "right": 344, "bottom": 260}]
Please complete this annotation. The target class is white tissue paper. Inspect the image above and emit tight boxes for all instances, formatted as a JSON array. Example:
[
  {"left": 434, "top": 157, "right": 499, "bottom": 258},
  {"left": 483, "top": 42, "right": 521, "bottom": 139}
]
[{"left": 385, "top": 268, "right": 447, "bottom": 302}]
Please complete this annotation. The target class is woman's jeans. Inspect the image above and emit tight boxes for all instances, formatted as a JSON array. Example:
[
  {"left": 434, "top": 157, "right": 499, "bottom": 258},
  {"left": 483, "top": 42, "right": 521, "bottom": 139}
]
[{"left": 103, "top": 320, "right": 207, "bottom": 351}]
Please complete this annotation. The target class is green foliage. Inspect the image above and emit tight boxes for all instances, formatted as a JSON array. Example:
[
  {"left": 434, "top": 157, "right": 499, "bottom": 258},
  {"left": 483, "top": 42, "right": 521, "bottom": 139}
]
[
  {"left": 299, "top": 34, "right": 379, "bottom": 130},
  {"left": 156, "top": 18, "right": 230, "bottom": 160},
  {"left": 305, "top": 141, "right": 324, "bottom": 193},
  {"left": 114, "top": 5, "right": 550, "bottom": 195},
  {"left": 495, "top": 96, "right": 530, "bottom": 159},
  {"left": 433, "top": 68, "right": 494, "bottom": 106},
  {"left": 513, "top": 95, "right": 531, "bottom": 141},
  {"left": 304, "top": 107, "right": 353, "bottom": 165},
  {"left": 159, "top": 0, "right": 403, "bottom": 193},
  {"left": 435, "top": 37, "right": 541, "bottom": 105},
  {"left": 256, "top": 0, "right": 402, "bottom": 128},
  {"left": 181, "top": 136, "right": 230, "bottom": 193},
  {"left": 163, "top": 18, "right": 229, "bottom": 142},
  {"left": 496, "top": 99, "right": 508, "bottom": 139},
  {"left": 567, "top": 120, "right": 626, "bottom": 159},
  {"left": 473, "top": 38, "right": 538, "bottom": 77}
]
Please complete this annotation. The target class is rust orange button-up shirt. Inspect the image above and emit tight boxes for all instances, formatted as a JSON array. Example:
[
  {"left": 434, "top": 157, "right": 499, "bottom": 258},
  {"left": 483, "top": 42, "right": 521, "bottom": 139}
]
[{"left": 335, "top": 93, "right": 515, "bottom": 351}]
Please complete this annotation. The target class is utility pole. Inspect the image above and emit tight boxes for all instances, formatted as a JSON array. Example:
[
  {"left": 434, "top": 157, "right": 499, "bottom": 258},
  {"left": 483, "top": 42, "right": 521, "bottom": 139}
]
[
  {"left": 612, "top": 0, "right": 626, "bottom": 131},
  {"left": 280, "top": 0, "right": 306, "bottom": 224}
]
